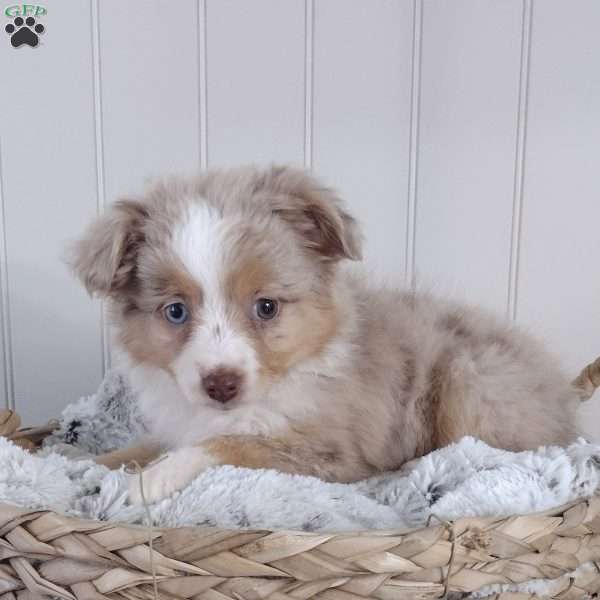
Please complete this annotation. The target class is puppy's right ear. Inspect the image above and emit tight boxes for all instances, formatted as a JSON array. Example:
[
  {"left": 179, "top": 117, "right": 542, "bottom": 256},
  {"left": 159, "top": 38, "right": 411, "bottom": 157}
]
[{"left": 68, "top": 199, "right": 148, "bottom": 297}]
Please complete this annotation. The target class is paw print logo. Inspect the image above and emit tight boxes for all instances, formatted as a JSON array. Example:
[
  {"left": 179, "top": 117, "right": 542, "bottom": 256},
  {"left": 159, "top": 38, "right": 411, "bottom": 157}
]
[{"left": 5, "top": 16, "right": 45, "bottom": 47}]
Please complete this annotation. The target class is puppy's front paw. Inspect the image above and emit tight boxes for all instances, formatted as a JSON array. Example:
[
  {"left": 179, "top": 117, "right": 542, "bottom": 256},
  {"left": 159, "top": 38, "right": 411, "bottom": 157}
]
[{"left": 127, "top": 446, "right": 217, "bottom": 504}]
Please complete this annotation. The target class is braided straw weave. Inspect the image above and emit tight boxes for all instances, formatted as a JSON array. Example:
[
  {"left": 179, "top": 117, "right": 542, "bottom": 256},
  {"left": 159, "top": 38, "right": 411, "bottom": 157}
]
[
  {"left": 2, "top": 351, "right": 600, "bottom": 600},
  {"left": 0, "top": 496, "right": 599, "bottom": 599}
]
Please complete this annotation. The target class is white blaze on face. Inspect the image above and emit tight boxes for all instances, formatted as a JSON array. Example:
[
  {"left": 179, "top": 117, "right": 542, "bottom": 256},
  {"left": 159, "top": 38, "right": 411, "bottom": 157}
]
[{"left": 169, "top": 203, "right": 259, "bottom": 404}]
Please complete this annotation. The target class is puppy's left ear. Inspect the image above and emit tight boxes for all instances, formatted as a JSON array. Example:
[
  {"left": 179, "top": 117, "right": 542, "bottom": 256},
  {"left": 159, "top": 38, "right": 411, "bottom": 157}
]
[{"left": 260, "top": 166, "right": 362, "bottom": 262}]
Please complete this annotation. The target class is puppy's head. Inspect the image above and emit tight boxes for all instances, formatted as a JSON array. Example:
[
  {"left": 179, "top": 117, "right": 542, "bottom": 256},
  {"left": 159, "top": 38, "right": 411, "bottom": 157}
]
[{"left": 69, "top": 166, "right": 361, "bottom": 409}]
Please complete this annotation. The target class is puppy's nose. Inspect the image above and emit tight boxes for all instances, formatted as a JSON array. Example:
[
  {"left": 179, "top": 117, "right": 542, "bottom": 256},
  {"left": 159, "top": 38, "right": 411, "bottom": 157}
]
[{"left": 202, "top": 369, "right": 242, "bottom": 403}]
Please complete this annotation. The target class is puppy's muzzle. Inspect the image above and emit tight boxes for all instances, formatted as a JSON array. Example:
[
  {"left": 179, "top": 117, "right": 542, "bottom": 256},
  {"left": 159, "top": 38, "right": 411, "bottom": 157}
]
[{"left": 202, "top": 368, "right": 243, "bottom": 404}]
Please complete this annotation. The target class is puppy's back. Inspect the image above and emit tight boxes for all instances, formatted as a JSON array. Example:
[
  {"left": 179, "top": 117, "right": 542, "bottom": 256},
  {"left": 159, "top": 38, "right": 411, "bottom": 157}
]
[{"left": 347, "top": 281, "right": 579, "bottom": 464}]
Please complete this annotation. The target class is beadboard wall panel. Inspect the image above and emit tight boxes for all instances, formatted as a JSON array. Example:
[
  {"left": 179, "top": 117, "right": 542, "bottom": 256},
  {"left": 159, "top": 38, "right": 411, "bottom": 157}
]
[
  {"left": 0, "top": 0, "right": 103, "bottom": 423},
  {"left": 206, "top": 0, "right": 305, "bottom": 167},
  {"left": 516, "top": 0, "right": 600, "bottom": 438},
  {"left": 415, "top": 0, "right": 524, "bottom": 313},
  {"left": 98, "top": 0, "right": 201, "bottom": 202},
  {"left": 312, "top": 0, "right": 414, "bottom": 283},
  {"left": 0, "top": 0, "right": 598, "bottom": 438}
]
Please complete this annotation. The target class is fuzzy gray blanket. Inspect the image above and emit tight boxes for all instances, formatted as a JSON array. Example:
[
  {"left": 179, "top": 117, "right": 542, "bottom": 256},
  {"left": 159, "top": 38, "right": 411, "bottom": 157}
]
[
  {"left": 1, "top": 370, "right": 598, "bottom": 530},
  {"left": 1, "top": 371, "right": 599, "bottom": 597}
]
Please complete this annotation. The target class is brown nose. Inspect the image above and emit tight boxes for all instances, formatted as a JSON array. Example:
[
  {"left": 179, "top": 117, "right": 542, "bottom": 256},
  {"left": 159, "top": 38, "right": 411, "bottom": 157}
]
[{"left": 202, "top": 369, "right": 243, "bottom": 403}]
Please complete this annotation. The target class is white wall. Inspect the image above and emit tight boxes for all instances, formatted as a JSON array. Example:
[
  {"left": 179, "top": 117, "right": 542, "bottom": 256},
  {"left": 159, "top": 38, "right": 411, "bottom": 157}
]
[{"left": 0, "top": 0, "right": 599, "bottom": 438}]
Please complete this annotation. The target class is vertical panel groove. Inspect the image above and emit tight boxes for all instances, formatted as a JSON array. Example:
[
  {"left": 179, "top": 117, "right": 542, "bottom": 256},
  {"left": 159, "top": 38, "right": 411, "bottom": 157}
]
[
  {"left": 0, "top": 140, "right": 14, "bottom": 410},
  {"left": 507, "top": 0, "right": 533, "bottom": 321},
  {"left": 91, "top": 0, "right": 110, "bottom": 373},
  {"left": 198, "top": 0, "right": 208, "bottom": 169},
  {"left": 405, "top": 0, "right": 423, "bottom": 290},
  {"left": 304, "top": 0, "right": 314, "bottom": 169}
]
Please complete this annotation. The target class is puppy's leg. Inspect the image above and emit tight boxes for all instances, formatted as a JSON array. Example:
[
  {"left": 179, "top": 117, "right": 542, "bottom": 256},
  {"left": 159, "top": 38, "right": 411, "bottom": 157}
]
[
  {"left": 95, "top": 442, "right": 162, "bottom": 470},
  {"left": 200, "top": 434, "right": 350, "bottom": 479},
  {"left": 128, "top": 433, "right": 361, "bottom": 504}
]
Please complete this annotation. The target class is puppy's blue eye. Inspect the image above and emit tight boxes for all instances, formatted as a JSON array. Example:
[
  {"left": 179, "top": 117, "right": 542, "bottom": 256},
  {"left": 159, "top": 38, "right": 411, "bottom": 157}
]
[
  {"left": 255, "top": 298, "right": 279, "bottom": 320},
  {"left": 164, "top": 302, "right": 188, "bottom": 324}
]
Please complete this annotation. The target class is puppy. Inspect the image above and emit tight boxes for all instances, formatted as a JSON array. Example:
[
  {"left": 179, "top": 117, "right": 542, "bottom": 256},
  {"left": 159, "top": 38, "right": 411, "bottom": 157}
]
[{"left": 69, "top": 166, "right": 595, "bottom": 504}]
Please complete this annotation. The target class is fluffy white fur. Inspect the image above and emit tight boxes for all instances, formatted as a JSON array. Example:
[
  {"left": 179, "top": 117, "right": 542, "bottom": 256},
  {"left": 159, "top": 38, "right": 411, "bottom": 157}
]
[
  {"left": 170, "top": 203, "right": 261, "bottom": 405},
  {"left": 126, "top": 361, "right": 303, "bottom": 450}
]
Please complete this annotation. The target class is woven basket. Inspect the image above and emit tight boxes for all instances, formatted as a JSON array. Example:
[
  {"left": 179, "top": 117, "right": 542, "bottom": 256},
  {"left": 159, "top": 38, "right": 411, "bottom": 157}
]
[
  {"left": 1, "top": 410, "right": 600, "bottom": 599},
  {"left": 1, "top": 497, "right": 600, "bottom": 600}
]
